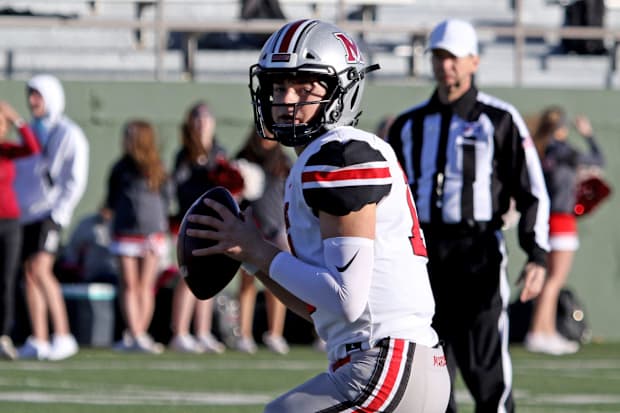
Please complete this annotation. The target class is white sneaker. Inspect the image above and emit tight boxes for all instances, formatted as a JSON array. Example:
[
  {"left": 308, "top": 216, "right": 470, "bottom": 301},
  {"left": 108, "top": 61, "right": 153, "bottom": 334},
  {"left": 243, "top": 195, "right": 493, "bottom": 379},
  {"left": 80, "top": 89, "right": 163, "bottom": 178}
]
[
  {"left": 0, "top": 335, "right": 17, "bottom": 360},
  {"left": 550, "top": 333, "right": 580, "bottom": 354},
  {"left": 48, "top": 334, "right": 79, "bottom": 361},
  {"left": 235, "top": 336, "right": 257, "bottom": 354},
  {"left": 133, "top": 334, "right": 164, "bottom": 354},
  {"left": 18, "top": 336, "right": 51, "bottom": 360},
  {"left": 262, "top": 333, "right": 289, "bottom": 355},
  {"left": 197, "top": 333, "right": 226, "bottom": 354},
  {"left": 169, "top": 334, "right": 204, "bottom": 354},
  {"left": 524, "top": 332, "right": 579, "bottom": 355}
]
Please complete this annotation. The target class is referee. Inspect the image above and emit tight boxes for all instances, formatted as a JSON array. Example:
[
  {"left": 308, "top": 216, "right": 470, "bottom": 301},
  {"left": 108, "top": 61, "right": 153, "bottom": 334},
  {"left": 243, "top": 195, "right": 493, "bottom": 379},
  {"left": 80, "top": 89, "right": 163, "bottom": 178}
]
[{"left": 387, "top": 19, "right": 550, "bottom": 413}]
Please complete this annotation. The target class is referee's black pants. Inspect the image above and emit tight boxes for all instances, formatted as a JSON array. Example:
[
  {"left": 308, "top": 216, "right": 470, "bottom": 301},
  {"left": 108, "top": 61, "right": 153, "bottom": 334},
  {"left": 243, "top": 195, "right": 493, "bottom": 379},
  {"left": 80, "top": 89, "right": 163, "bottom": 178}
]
[{"left": 423, "top": 227, "right": 514, "bottom": 413}]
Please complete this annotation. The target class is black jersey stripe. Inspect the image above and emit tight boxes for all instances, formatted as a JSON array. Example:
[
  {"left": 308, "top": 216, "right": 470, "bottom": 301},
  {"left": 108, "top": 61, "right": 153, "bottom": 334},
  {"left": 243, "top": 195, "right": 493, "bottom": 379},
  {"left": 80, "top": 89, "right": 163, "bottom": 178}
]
[
  {"left": 306, "top": 140, "right": 386, "bottom": 168},
  {"left": 461, "top": 137, "right": 476, "bottom": 221},
  {"left": 303, "top": 140, "right": 391, "bottom": 215}
]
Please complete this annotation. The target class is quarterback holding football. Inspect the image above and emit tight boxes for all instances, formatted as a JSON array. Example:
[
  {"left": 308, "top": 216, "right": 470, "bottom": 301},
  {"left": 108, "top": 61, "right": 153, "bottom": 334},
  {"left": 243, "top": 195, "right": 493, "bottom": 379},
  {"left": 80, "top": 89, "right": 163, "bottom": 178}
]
[{"left": 185, "top": 19, "right": 450, "bottom": 412}]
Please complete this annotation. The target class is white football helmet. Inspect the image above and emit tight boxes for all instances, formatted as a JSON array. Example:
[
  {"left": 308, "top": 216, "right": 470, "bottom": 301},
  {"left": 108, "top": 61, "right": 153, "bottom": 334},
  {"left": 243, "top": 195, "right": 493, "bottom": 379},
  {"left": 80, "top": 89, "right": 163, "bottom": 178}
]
[{"left": 249, "top": 19, "right": 380, "bottom": 147}]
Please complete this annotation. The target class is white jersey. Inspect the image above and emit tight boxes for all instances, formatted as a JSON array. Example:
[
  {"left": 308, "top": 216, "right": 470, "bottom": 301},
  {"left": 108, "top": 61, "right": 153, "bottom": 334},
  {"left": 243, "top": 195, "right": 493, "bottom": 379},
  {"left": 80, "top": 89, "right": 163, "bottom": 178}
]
[{"left": 284, "top": 126, "right": 438, "bottom": 361}]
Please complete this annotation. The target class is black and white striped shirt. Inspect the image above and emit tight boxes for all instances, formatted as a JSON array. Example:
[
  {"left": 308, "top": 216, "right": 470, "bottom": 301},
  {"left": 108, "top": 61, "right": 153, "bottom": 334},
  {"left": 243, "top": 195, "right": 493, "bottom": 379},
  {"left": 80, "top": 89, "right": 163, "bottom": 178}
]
[{"left": 387, "top": 86, "right": 549, "bottom": 266}]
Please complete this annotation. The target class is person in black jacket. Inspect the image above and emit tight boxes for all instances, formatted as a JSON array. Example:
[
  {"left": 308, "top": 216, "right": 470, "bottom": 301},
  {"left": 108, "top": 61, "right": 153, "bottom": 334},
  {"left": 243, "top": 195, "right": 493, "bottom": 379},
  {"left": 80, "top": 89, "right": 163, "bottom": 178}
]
[
  {"left": 168, "top": 102, "right": 240, "bottom": 354},
  {"left": 239, "top": 0, "right": 286, "bottom": 48},
  {"left": 561, "top": 0, "right": 607, "bottom": 55},
  {"left": 387, "top": 19, "right": 550, "bottom": 413},
  {"left": 233, "top": 127, "right": 292, "bottom": 355},
  {"left": 106, "top": 119, "right": 171, "bottom": 354}
]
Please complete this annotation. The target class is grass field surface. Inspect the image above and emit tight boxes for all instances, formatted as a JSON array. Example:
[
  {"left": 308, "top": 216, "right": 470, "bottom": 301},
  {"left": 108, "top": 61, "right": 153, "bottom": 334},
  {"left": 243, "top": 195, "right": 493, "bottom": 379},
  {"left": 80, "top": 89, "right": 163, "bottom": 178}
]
[{"left": 0, "top": 341, "right": 619, "bottom": 413}]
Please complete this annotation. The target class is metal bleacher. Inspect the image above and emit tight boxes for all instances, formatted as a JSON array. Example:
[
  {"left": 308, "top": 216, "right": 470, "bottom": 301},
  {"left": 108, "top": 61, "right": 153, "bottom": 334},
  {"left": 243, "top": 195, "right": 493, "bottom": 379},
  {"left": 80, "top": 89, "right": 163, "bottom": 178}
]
[{"left": 1, "top": 0, "right": 619, "bottom": 88}]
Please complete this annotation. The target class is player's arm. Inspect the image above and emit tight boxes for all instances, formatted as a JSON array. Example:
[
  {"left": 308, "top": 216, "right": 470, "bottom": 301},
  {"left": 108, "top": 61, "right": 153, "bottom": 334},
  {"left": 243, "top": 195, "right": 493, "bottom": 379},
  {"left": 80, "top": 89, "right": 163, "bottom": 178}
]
[
  {"left": 190, "top": 198, "right": 377, "bottom": 322},
  {"left": 254, "top": 269, "right": 313, "bottom": 322},
  {"left": 267, "top": 141, "right": 383, "bottom": 321},
  {"left": 265, "top": 206, "right": 376, "bottom": 323},
  {"left": 189, "top": 139, "right": 384, "bottom": 321},
  {"left": 186, "top": 201, "right": 314, "bottom": 321}
]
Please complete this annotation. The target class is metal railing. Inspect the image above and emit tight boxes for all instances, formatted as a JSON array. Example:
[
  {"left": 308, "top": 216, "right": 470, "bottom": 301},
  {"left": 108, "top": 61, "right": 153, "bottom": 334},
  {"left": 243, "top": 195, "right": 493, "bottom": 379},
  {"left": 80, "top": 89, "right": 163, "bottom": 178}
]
[{"left": 1, "top": 0, "right": 619, "bottom": 86}]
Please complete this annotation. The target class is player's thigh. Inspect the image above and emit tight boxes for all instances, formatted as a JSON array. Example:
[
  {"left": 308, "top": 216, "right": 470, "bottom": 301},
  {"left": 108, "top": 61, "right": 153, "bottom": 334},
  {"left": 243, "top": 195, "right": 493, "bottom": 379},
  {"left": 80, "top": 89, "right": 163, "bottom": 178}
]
[
  {"left": 397, "top": 343, "right": 451, "bottom": 413},
  {"left": 264, "top": 372, "right": 345, "bottom": 413}
]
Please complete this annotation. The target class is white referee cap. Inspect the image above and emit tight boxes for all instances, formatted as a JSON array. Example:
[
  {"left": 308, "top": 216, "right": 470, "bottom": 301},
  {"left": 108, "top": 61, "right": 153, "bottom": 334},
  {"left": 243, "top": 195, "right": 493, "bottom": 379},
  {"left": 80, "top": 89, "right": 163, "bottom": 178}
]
[{"left": 428, "top": 19, "right": 478, "bottom": 57}]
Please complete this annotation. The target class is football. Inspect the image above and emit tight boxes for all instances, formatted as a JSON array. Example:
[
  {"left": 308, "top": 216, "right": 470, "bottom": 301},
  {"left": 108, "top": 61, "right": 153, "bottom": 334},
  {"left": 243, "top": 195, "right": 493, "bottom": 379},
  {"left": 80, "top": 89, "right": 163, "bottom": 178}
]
[{"left": 176, "top": 186, "right": 242, "bottom": 300}]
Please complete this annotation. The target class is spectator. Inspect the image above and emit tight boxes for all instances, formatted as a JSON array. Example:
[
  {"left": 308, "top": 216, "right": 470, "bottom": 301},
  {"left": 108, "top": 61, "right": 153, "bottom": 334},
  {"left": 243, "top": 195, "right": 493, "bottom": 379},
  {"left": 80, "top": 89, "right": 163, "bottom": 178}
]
[
  {"left": 525, "top": 106, "right": 605, "bottom": 355},
  {"left": 188, "top": 19, "right": 450, "bottom": 411},
  {"left": 106, "top": 120, "right": 170, "bottom": 354},
  {"left": 560, "top": 0, "right": 607, "bottom": 55},
  {"left": 234, "top": 127, "right": 292, "bottom": 355},
  {"left": 168, "top": 101, "right": 239, "bottom": 354},
  {"left": 14, "top": 74, "right": 89, "bottom": 361},
  {"left": 168, "top": 275, "right": 224, "bottom": 353},
  {"left": 0, "top": 100, "right": 41, "bottom": 360},
  {"left": 387, "top": 19, "right": 550, "bottom": 413},
  {"left": 239, "top": 0, "right": 286, "bottom": 49},
  {"left": 240, "top": 0, "right": 285, "bottom": 21}
]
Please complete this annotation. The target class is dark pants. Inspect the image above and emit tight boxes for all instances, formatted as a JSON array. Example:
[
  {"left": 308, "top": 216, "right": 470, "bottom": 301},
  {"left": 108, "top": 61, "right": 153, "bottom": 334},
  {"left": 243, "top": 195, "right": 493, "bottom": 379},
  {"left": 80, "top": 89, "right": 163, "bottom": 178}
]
[
  {"left": 0, "top": 219, "right": 22, "bottom": 337},
  {"left": 423, "top": 227, "right": 514, "bottom": 413}
]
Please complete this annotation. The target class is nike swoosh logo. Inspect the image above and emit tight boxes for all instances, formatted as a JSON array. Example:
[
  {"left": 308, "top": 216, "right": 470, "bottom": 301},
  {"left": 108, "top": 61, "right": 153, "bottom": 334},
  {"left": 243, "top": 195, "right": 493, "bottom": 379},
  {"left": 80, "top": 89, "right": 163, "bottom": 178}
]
[{"left": 336, "top": 250, "right": 359, "bottom": 273}]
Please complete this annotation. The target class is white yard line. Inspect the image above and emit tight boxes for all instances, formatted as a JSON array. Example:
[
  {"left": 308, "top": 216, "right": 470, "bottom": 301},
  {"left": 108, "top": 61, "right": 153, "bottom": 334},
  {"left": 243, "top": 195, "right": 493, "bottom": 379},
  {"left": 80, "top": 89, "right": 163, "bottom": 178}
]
[
  {"left": 0, "top": 391, "right": 270, "bottom": 405},
  {"left": 0, "top": 389, "right": 618, "bottom": 407},
  {"left": 0, "top": 357, "right": 618, "bottom": 407},
  {"left": 0, "top": 359, "right": 325, "bottom": 371},
  {"left": 455, "top": 389, "right": 620, "bottom": 407}
]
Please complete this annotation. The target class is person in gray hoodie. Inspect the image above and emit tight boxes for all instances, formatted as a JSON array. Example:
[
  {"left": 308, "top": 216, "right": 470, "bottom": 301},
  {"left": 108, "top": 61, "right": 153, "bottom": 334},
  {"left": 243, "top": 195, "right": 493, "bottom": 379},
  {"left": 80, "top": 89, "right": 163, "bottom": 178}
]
[{"left": 14, "top": 74, "right": 89, "bottom": 361}]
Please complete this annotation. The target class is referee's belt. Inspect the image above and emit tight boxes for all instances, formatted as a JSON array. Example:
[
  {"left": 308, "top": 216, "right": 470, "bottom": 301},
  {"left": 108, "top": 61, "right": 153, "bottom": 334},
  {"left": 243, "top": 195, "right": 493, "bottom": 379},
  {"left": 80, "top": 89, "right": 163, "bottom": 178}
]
[{"left": 421, "top": 220, "right": 498, "bottom": 236}]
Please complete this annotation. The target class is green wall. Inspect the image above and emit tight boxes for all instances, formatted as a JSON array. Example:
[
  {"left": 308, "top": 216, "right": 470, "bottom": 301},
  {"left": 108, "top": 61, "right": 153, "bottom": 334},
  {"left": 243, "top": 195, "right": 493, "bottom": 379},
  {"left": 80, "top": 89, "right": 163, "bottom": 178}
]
[{"left": 2, "top": 79, "right": 618, "bottom": 340}]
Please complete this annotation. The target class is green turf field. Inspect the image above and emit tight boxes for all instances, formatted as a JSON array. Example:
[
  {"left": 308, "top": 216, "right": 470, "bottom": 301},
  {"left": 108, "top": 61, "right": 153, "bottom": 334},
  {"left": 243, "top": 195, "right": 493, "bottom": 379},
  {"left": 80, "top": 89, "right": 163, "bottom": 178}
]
[{"left": 0, "top": 341, "right": 619, "bottom": 412}]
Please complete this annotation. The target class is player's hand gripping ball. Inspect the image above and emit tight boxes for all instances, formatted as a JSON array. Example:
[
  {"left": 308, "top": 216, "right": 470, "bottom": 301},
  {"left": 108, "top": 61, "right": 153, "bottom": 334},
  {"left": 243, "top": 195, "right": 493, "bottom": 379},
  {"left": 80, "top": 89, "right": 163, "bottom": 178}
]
[{"left": 177, "top": 186, "right": 241, "bottom": 300}]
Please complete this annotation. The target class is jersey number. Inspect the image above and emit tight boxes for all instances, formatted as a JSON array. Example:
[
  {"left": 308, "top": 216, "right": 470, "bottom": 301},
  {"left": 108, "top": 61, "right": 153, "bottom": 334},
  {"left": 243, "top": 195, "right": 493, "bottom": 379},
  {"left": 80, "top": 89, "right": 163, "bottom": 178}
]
[
  {"left": 402, "top": 172, "right": 427, "bottom": 257},
  {"left": 283, "top": 180, "right": 426, "bottom": 258}
]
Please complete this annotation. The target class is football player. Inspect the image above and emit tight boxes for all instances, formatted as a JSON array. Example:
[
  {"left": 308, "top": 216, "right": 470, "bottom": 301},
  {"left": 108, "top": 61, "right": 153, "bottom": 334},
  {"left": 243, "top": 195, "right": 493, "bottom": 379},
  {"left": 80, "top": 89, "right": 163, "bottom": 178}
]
[{"left": 187, "top": 19, "right": 450, "bottom": 412}]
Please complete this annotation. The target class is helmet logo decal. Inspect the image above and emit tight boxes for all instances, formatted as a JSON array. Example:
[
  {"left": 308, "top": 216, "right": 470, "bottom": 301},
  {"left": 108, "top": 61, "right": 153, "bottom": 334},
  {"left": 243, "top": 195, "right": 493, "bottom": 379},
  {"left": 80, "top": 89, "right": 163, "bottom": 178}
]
[{"left": 334, "top": 33, "right": 364, "bottom": 64}]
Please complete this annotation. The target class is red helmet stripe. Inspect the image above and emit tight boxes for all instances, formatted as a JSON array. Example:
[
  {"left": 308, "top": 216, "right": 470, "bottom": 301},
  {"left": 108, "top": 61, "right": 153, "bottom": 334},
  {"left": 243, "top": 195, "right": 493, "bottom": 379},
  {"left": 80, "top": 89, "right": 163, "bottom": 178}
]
[
  {"left": 278, "top": 20, "right": 305, "bottom": 53},
  {"left": 277, "top": 19, "right": 317, "bottom": 53}
]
